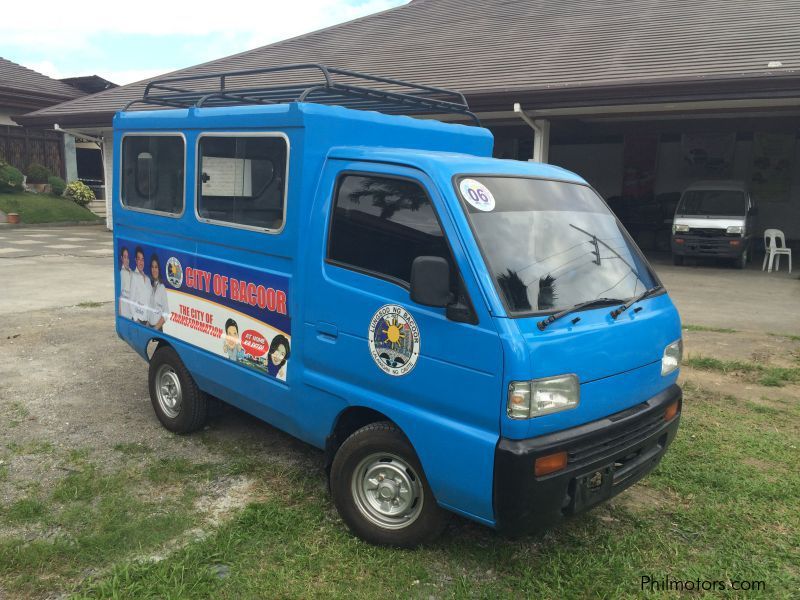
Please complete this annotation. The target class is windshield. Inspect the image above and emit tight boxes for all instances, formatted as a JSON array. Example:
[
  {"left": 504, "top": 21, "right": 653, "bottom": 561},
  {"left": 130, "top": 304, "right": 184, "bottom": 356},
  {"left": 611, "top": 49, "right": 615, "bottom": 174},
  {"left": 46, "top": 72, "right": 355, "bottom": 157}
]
[
  {"left": 677, "top": 190, "right": 746, "bottom": 216},
  {"left": 457, "top": 176, "right": 656, "bottom": 315}
]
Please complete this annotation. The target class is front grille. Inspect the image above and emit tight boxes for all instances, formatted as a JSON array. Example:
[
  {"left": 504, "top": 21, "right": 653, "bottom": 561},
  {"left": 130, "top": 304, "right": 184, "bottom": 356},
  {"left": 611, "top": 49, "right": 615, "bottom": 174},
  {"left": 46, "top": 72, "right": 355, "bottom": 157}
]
[
  {"left": 567, "top": 408, "right": 665, "bottom": 468},
  {"left": 687, "top": 227, "right": 733, "bottom": 237}
]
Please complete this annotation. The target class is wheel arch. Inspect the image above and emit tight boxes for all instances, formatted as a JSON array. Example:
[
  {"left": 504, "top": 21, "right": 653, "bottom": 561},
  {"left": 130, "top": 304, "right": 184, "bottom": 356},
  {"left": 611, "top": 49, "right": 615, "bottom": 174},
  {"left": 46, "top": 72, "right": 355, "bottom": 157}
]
[{"left": 324, "top": 406, "right": 400, "bottom": 474}]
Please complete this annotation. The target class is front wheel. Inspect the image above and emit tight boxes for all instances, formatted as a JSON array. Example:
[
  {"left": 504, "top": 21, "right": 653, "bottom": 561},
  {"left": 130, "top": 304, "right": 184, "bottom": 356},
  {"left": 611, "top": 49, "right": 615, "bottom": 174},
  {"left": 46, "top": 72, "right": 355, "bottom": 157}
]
[
  {"left": 148, "top": 346, "right": 208, "bottom": 434},
  {"left": 735, "top": 248, "right": 748, "bottom": 270},
  {"left": 330, "top": 422, "right": 448, "bottom": 547}
]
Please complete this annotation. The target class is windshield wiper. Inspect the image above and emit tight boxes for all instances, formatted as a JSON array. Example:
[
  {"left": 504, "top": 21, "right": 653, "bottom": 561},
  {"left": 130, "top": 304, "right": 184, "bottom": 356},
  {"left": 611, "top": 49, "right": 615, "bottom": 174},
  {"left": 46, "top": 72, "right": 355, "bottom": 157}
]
[
  {"left": 610, "top": 285, "right": 663, "bottom": 319},
  {"left": 537, "top": 297, "right": 624, "bottom": 331}
]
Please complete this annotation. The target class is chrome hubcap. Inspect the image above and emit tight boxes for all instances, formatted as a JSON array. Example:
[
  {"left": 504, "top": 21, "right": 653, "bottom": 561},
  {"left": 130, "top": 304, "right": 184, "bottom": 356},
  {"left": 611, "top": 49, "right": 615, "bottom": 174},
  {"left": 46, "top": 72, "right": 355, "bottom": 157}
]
[
  {"left": 156, "top": 365, "right": 182, "bottom": 419},
  {"left": 351, "top": 452, "right": 423, "bottom": 530}
]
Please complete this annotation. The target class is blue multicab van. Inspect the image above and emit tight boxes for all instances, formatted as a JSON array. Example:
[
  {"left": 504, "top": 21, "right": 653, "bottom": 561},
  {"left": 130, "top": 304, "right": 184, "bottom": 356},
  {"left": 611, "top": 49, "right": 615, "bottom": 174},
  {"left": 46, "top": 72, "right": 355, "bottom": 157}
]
[{"left": 114, "top": 65, "right": 682, "bottom": 547}]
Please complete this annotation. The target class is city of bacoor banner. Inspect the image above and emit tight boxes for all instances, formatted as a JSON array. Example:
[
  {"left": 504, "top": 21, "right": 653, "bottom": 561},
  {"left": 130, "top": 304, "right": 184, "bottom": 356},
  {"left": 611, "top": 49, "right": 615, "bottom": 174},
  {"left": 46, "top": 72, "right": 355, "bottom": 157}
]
[{"left": 116, "top": 239, "right": 291, "bottom": 381}]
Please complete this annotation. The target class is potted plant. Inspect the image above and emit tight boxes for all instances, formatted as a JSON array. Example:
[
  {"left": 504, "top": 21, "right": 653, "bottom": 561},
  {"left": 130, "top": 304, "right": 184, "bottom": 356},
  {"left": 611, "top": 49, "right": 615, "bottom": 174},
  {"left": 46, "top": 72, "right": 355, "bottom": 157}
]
[
  {"left": 7, "top": 212, "right": 20, "bottom": 224},
  {"left": 64, "top": 180, "right": 96, "bottom": 207},
  {"left": 25, "top": 163, "right": 52, "bottom": 193}
]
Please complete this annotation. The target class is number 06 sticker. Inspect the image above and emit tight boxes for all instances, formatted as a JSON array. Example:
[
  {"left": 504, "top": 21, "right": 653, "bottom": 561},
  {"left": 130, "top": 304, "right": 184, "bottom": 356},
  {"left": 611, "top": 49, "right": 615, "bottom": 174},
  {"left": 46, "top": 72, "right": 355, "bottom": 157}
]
[{"left": 459, "top": 179, "right": 496, "bottom": 212}]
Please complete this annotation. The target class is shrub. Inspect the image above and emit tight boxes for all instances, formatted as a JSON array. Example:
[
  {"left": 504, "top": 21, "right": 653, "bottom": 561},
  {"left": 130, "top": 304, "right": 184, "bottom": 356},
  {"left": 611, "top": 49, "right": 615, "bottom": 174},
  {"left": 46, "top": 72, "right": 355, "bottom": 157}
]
[
  {"left": 26, "top": 163, "right": 52, "bottom": 184},
  {"left": 0, "top": 161, "right": 24, "bottom": 193},
  {"left": 64, "top": 180, "right": 96, "bottom": 207},
  {"left": 48, "top": 175, "right": 67, "bottom": 196}
]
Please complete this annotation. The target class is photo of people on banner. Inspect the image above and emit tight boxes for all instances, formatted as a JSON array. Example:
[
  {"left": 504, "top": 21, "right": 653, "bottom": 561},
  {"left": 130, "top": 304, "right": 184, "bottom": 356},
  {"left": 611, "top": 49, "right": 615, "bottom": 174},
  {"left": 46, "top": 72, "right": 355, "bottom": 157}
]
[
  {"left": 118, "top": 245, "right": 168, "bottom": 330},
  {"left": 222, "top": 319, "right": 290, "bottom": 380},
  {"left": 117, "top": 241, "right": 291, "bottom": 382}
]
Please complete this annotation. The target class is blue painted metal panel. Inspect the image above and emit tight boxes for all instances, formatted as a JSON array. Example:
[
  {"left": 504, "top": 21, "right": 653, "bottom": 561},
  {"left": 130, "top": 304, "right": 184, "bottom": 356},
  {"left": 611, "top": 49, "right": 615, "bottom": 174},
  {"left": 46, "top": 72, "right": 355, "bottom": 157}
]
[{"left": 112, "top": 101, "right": 683, "bottom": 529}]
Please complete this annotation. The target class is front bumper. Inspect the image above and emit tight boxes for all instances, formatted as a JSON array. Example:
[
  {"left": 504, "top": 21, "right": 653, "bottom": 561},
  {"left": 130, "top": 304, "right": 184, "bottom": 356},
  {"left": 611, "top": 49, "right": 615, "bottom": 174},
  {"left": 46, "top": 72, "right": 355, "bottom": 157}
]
[
  {"left": 671, "top": 235, "right": 746, "bottom": 258},
  {"left": 493, "top": 384, "right": 681, "bottom": 534}
]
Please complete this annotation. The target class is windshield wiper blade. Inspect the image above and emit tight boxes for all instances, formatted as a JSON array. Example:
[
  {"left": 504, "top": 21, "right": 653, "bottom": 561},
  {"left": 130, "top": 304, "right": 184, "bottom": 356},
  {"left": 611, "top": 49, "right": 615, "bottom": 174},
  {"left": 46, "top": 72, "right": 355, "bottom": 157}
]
[
  {"left": 537, "top": 297, "right": 624, "bottom": 331},
  {"left": 610, "top": 285, "right": 663, "bottom": 319}
]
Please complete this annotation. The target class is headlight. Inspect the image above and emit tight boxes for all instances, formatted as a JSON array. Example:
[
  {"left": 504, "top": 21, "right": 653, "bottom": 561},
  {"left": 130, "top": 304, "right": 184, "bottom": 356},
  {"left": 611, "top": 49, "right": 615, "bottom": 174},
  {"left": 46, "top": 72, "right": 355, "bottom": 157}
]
[
  {"left": 726, "top": 225, "right": 744, "bottom": 235},
  {"left": 662, "top": 339, "right": 683, "bottom": 375},
  {"left": 508, "top": 374, "right": 579, "bottom": 419},
  {"left": 672, "top": 224, "right": 690, "bottom": 234}
]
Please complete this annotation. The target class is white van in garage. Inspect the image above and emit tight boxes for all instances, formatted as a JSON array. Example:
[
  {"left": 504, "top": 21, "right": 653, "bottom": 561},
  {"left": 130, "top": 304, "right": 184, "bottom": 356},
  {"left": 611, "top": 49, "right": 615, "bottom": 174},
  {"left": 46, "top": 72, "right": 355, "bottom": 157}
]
[{"left": 671, "top": 181, "right": 757, "bottom": 269}]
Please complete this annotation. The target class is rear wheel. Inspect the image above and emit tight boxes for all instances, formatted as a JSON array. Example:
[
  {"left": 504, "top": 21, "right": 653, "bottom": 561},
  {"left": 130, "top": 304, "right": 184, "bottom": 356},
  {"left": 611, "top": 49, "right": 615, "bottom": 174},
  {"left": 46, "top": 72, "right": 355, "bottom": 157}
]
[
  {"left": 330, "top": 421, "right": 448, "bottom": 547},
  {"left": 672, "top": 255, "right": 684, "bottom": 266},
  {"left": 148, "top": 346, "right": 208, "bottom": 434}
]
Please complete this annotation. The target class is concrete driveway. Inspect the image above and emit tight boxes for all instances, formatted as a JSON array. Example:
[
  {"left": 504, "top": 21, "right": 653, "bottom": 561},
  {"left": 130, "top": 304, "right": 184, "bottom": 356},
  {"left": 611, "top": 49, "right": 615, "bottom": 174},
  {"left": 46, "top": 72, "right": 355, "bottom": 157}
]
[
  {"left": 649, "top": 254, "right": 800, "bottom": 335},
  {"left": 0, "top": 224, "right": 798, "bottom": 334},
  {"left": 0, "top": 224, "right": 113, "bottom": 315}
]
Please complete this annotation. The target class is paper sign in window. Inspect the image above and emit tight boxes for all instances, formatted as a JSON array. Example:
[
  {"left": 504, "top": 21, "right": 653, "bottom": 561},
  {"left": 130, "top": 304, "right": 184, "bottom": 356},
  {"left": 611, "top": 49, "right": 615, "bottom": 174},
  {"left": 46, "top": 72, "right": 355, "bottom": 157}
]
[{"left": 201, "top": 157, "right": 254, "bottom": 197}]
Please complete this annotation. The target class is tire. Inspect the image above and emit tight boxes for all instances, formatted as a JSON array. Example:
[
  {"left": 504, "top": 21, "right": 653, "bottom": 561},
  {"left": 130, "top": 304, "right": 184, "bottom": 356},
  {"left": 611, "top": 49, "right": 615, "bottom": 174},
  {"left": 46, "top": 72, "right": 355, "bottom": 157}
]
[
  {"left": 330, "top": 421, "right": 448, "bottom": 547},
  {"left": 672, "top": 255, "right": 684, "bottom": 266},
  {"left": 735, "top": 248, "right": 748, "bottom": 270},
  {"left": 148, "top": 346, "right": 208, "bottom": 434}
]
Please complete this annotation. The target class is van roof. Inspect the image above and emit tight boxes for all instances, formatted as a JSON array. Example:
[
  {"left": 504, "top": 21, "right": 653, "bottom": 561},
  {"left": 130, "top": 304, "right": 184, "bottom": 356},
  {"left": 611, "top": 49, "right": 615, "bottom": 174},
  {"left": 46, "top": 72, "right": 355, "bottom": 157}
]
[
  {"left": 114, "top": 101, "right": 491, "bottom": 154},
  {"left": 113, "top": 102, "right": 585, "bottom": 186},
  {"left": 328, "top": 145, "right": 585, "bottom": 184},
  {"left": 682, "top": 180, "right": 748, "bottom": 192}
]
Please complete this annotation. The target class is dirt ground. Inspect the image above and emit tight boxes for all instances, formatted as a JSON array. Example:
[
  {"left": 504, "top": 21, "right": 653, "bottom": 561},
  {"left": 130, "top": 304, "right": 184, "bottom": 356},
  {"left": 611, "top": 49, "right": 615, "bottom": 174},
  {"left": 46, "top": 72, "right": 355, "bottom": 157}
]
[
  {"left": 2, "top": 303, "right": 797, "bottom": 509},
  {"left": 0, "top": 303, "right": 320, "bottom": 511},
  {"left": 680, "top": 328, "right": 800, "bottom": 399},
  {"left": 1, "top": 301, "right": 799, "bottom": 597}
]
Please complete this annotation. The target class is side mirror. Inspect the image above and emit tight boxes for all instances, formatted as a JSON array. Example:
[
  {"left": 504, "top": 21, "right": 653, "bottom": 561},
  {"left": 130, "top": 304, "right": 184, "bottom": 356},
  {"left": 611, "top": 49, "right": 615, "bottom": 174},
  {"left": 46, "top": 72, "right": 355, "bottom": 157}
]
[{"left": 410, "top": 256, "right": 451, "bottom": 308}]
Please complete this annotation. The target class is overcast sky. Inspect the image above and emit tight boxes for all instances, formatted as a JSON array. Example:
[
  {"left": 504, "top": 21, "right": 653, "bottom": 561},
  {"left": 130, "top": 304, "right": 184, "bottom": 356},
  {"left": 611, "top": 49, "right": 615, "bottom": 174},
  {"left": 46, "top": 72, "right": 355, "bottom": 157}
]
[{"left": 2, "top": 0, "right": 407, "bottom": 85}]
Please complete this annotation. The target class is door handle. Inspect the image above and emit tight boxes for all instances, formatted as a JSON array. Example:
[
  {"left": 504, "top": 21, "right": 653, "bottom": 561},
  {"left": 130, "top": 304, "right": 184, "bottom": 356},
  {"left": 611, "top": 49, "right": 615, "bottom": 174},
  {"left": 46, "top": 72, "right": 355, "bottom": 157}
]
[{"left": 316, "top": 321, "right": 338, "bottom": 341}]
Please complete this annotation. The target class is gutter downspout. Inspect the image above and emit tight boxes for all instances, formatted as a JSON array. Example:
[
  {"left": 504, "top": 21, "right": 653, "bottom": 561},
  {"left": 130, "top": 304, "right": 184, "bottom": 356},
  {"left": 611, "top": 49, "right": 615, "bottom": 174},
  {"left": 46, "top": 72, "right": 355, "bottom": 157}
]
[{"left": 513, "top": 103, "right": 550, "bottom": 163}]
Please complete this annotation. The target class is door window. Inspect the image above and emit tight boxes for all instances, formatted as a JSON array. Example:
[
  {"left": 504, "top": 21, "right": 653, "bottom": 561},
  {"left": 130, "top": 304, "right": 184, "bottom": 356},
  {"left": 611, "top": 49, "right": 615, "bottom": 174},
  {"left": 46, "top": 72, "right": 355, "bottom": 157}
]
[{"left": 327, "top": 174, "right": 452, "bottom": 287}]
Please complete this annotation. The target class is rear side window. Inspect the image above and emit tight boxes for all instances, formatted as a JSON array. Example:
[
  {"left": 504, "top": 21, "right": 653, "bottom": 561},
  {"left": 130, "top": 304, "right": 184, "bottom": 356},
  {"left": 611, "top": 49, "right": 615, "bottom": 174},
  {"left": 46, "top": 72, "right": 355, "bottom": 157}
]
[
  {"left": 121, "top": 136, "right": 185, "bottom": 214},
  {"left": 328, "top": 174, "right": 451, "bottom": 286},
  {"left": 197, "top": 135, "right": 287, "bottom": 231}
]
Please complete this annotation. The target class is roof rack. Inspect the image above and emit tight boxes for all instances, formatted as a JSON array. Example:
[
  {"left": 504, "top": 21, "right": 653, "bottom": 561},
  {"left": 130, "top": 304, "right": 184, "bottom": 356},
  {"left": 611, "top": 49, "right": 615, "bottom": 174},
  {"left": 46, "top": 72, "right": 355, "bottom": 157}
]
[{"left": 122, "top": 64, "right": 480, "bottom": 125}]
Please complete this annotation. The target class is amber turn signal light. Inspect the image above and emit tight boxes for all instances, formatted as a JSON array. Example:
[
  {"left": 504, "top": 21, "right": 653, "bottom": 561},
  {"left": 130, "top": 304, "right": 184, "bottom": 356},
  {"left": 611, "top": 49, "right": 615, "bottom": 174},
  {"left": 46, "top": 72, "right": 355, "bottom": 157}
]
[
  {"left": 664, "top": 400, "right": 680, "bottom": 422},
  {"left": 534, "top": 451, "right": 568, "bottom": 477}
]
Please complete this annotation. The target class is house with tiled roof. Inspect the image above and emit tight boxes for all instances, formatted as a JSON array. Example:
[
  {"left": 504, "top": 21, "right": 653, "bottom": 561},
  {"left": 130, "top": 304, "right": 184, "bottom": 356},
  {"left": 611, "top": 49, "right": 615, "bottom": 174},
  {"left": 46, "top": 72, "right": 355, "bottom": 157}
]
[
  {"left": 0, "top": 57, "right": 86, "bottom": 181},
  {"left": 15, "top": 0, "right": 800, "bottom": 241}
]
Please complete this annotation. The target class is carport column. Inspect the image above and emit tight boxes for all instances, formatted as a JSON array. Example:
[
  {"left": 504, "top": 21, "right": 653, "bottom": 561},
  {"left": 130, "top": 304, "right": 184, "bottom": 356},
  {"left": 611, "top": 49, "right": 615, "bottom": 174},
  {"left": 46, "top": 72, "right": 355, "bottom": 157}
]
[
  {"left": 513, "top": 103, "right": 550, "bottom": 163},
  {"left": 102, "top": 132, "right": 113, "bottom": 231},
  {"left": 63, "top": 134, "right": 78, "bottom": 182},
  {"left": 532, "top": 118, "right": 550, "bottom": 164}
]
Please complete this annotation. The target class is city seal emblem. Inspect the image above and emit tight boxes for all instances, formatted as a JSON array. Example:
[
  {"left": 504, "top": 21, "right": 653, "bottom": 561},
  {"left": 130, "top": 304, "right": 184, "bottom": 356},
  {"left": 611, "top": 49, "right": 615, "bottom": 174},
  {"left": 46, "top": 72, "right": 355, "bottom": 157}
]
[
  {"left": 166, "top": 256, "right": 183, "bottom": 288},
  {"left": 368, "top": 304, "right": 420, "bottom": 376}
]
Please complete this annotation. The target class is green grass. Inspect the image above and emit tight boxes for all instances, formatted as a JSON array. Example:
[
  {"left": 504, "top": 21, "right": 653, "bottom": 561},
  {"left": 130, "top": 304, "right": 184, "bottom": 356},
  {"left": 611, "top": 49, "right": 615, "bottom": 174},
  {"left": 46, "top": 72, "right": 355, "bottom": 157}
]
[
  {"left": 768, "top": 332, "right": 800, "bottom": 342},
  {"left": 684, "top": 355, "right": 800, "bottom": 387},
  {"left": 4, "top": 401, "right": 29, "bottom": 428},
  {"left": 6, "top": 498, "right": 47, "bottom": 524},
  {"left": 2, "top": 385, "right": 798, "bottom": 598},
  {"left": 68, "top": 385, "right": 799, "bottom": 599},
  {"left": 0, "top": 459, "right": 203, "bottom": 597},
  {"left": 6, "top": 440, "right": 55, "bottom": 455},
  {"left": 682, "top": 324, "right": 738, "bottom": 334},
  {"left": 113, "top": 442, "right": 152, "bottom": 456},
  {"left": 0, "top": 191, "right": 100, "bottom": 224},
  {"left": 76, "top": 301, "right": 105, "bottom": 309}
]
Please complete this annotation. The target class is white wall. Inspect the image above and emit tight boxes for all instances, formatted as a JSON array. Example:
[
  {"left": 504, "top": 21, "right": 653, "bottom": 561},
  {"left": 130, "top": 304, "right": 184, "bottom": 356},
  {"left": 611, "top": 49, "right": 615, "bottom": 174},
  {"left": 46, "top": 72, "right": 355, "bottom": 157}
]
[
  {"left": 549, "top": 143, "right": 623, "bottom": 199},
  {"left": 0, "top": 108, "right": 18, "bottom": 126}
]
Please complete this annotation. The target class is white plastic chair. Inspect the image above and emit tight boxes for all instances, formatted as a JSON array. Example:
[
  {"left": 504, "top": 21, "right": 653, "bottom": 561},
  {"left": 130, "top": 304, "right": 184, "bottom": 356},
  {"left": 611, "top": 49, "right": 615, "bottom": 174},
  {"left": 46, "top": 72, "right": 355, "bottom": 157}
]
[{"left": 762, "top": 229, "right": 792, "bottom": 273}]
